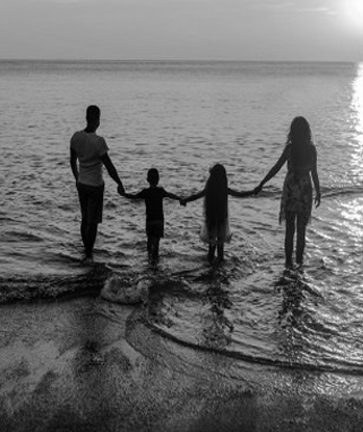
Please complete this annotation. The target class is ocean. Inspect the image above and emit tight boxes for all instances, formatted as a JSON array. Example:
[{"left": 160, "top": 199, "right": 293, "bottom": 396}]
[{"left": 1, "top": 60, "right": 363, "bottom": 383}]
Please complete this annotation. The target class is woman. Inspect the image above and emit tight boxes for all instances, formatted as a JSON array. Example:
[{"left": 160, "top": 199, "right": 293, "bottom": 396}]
[{"left": 255, "top": 116, "right": 321, "bottom": 268}]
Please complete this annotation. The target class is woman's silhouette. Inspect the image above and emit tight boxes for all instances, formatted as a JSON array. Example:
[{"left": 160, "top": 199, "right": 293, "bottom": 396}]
[{"left": 255, "top": 116, "right": 321, "bottom": 268}]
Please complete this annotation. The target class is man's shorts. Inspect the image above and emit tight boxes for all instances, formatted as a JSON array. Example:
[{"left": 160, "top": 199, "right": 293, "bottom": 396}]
[
  {"left": 77, "top": 182, "right": 104, "bottom": 224},
  {"left": 146, "top": 220, "right": 164, "bottom": 239}
]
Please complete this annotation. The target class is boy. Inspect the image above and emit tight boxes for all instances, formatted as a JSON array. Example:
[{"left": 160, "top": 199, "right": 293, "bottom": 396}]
[{"left": 119, "top": 168, "right": 181, "bottom": 262}]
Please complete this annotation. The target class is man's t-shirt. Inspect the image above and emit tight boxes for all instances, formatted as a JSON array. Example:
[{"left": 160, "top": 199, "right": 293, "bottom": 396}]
[
  {"left": 137, "top": 187, "right": 167, "bottom": 222},
  {"left": 70, "top": 130, "right": 109, "bottom": 187}
]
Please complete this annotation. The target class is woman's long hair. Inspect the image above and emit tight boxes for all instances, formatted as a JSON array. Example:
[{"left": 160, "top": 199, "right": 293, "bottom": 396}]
[
  {"left": 287, "top": 116, "right": 314, "bottom": 168},
  {"left": 204, "top": 164, "right": 228, "bottom": 231}
]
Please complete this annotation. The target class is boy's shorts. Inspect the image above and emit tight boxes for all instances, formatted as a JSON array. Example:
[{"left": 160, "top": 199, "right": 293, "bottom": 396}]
[
  {"left": 146, "top": 220, "right": 164, "bottom": 239},
  {"left": 77, "top": 182, "right": 104, "bottom": 224}
]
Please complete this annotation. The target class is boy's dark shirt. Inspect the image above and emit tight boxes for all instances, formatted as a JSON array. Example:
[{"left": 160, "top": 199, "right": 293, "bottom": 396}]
[{"left": 137, "top": 187, "right": 167, "bottom": 222}]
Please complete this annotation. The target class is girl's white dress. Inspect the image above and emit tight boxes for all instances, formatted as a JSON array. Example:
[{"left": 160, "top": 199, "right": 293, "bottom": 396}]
[{"left": 200, "top": 215, "right": 232, "bottom": 245}]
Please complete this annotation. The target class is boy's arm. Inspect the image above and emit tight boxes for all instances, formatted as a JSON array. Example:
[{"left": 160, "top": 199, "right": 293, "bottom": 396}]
[
  {"left": 228, "top": 188, "right": 254, "bottom": 198},
  {"left": 122, "top": 191, "right": 144, "bottom": 200},
  {"left": 164, "top": 191, "right": 182, "bottom": 201}
]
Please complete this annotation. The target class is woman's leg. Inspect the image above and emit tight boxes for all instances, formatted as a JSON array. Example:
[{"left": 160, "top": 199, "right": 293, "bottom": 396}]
[
  {"left": 285, "top": 212, "right": 295, "bottom": 268},
  {"left": 217, "top": 242, "right": 224, "bottom": 262},
  {"left": 296, "top": 214, "right": 307, "bottom": 265}
]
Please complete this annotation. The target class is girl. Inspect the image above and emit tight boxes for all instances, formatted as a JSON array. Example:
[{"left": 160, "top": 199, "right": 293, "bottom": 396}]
[
  {"left": 182, "top": 163, "right": 254, "bottom": 263},
  {"left": 254, "top": 116, "right": 321, "bottom": 268}
]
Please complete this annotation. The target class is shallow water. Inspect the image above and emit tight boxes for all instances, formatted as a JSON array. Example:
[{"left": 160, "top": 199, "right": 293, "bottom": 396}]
[{"left": 1, "top": 60, "right": 363, "bottom": 377}]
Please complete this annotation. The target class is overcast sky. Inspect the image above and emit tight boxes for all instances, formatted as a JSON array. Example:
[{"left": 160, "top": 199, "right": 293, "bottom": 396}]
[{"left": 0, "top": 0, "right": 362, "bottom": 61}]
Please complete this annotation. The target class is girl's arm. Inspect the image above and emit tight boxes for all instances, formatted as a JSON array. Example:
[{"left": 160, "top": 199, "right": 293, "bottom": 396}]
[
  {"left": 228, "top": 188, "right": 255, "bottom": 198},
  {"left": 183, "top": 189, "right": 206, "bottom": 204},
  {"left": 311, "top": 147, "right": 321, "bottom": 207},
  {"left": 255, "top": 146, "right": 289, "bottom": 193}
]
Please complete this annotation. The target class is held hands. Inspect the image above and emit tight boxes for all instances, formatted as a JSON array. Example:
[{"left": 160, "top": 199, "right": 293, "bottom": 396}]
[
  {"left": 117, "top": 184, "right": 125, "bottom": 196},
  {"left": 315, "top": 192, "right": 321, "bottom": 208},
  {"left": 253, "top": 185, "right": 263, "bottom": 195}
]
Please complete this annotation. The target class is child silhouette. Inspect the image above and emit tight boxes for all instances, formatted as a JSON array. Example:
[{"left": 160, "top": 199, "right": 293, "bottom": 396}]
[
  {"left": 119, "top": 168, "right": 181, "bottom": 263},
  {"left": 181, "top": 163, "right": 254, "bottom": 263}
]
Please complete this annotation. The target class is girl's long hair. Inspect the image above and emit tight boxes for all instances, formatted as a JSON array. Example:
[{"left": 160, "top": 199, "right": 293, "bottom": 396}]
[
  {"left": 287, "top": 116, "right": 314, "bottom": 167},
  {"left": 204, "top": 164, "right": 228, "bottom": 231}
]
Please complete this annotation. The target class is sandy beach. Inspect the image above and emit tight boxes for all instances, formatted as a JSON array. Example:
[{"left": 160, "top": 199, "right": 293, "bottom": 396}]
[{"left": 1, "top": 293, "right": 363, "bottom": 432}]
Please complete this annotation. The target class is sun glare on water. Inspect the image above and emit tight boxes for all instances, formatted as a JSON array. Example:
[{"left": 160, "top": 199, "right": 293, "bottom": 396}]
[{"left": 344, "top": 0, "right": 363, "bottom": 30}]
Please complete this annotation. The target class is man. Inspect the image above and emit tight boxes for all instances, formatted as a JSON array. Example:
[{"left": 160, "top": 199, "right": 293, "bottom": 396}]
[{"left": 70, "top": 105, "right": 125, "bottom": 261}]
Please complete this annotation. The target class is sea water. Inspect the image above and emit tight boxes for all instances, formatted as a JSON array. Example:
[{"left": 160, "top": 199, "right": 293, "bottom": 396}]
[{"left": 1, "top": 60, "right": 363, "bottom": 378}]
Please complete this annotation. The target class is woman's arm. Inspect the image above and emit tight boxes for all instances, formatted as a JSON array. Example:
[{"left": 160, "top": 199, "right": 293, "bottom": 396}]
[
  {"left": 254, "top": 146, "right": 289, "bottom": 193},
  {"left": 311, "top": 147, "right": 321, "bottom": 207},
  {"left": 228, "top": 188, "right": 254, "bottom": 198}
]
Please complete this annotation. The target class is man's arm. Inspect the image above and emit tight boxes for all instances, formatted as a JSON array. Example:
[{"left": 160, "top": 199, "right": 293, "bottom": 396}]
[
  {"left": 101, "top": 153, "right": 125, "bottom": 194},
  {"left": 70, "top": 148, "right": 79, "bottom": 183}
]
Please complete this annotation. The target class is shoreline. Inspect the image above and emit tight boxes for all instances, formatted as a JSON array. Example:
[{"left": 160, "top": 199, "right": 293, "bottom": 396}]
[{"left": 1, "top": 296, "right": 363, "bottom": 431}]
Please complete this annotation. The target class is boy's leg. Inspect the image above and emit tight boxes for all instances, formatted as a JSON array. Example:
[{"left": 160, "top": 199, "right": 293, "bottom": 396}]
[
  {"left": 153, "top": 237, "right": 160, "bottom": 260},
  {"left": 285, "top": 212, "right": 295, "bottom": 268}
]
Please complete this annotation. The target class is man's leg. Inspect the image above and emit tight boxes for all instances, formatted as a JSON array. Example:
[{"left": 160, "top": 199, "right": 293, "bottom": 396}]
[
  {"left": 85, "top": 222, "right": 98, "bottom": 259},
  {"left": 80, "top": 219, "right": 87, "bottom": 250}
]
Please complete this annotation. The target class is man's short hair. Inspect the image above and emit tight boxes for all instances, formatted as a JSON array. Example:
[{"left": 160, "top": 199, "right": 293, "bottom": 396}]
[{"left": 86, "top": 105, "right": 100, "bottom": 122}]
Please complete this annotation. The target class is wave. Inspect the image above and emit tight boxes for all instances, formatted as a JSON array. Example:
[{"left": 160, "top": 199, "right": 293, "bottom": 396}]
[{"left": 0, "top": 264, "right": 111, "bottom": 304}]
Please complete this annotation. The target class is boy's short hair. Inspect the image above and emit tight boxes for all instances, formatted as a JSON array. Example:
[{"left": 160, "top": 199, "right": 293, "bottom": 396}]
[
  {"left": 86, "top": 105, "right": 101, "bottom": 122},
  {"left": 147, "top": 168, "right": 159, "bottom": 185}
]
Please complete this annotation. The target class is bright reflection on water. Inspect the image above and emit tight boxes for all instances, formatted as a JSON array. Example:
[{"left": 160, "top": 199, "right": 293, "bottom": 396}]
[{"left": 350, "top": 62, "right": 363, "bottom": 178}]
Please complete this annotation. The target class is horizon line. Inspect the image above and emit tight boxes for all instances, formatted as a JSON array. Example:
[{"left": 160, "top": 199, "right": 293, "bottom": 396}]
[{"left": 0, "top": 57, "right": 361, "bottom": 64}]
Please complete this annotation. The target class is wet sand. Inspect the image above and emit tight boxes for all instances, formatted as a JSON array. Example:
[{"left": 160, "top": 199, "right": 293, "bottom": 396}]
[{"left": 1, "top": 296, "right": 363, "bottom": 432}]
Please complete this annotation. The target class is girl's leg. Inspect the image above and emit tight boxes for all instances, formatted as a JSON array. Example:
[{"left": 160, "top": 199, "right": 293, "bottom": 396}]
[
  {"left": 285, "top": 213, "right": 295, "bottom": 268},
  {"left": 147, "top": 236, "right": 153, "bottom": 260},
  {"left": 296, "top": 214, "right": 307, "bottom": 265},
  {"left": 208, "top": 244, "right": 216, "bottom": 263}
]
